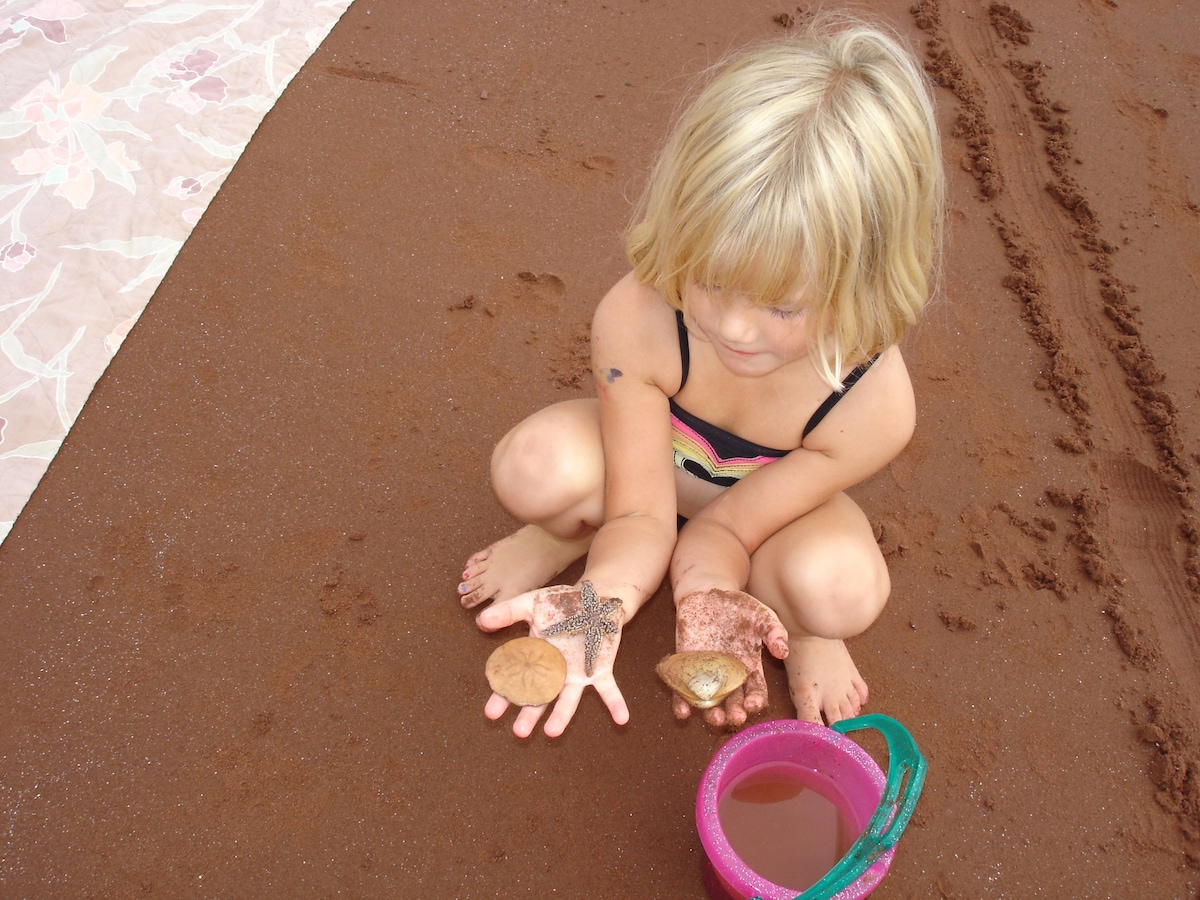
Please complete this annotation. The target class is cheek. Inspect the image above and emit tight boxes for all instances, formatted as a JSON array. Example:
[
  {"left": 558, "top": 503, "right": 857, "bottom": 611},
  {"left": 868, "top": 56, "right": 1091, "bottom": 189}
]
[
  {"left": 682, "top": 287, "right": 707, "bottom": 317},
  {"left": 776, "top": 321, "right": 812, "bottom": 357},
  {"left": 681, "top": 294, "right": 713, "bottom": 331}
]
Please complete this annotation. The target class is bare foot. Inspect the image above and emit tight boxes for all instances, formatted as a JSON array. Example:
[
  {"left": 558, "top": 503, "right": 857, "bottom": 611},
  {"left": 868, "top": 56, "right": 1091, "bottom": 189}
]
[
  {"left": 458, "top": 524, "right": 592, "bottom": 609},
  {"left": 784, "top": 635, "right": 869, "bottom": 725}
]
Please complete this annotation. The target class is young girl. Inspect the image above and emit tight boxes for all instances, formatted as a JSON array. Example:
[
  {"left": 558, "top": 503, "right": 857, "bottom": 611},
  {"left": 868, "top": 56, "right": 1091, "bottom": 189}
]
[{"left": 458, "top": 16, "right": 943, "bottom": 738}]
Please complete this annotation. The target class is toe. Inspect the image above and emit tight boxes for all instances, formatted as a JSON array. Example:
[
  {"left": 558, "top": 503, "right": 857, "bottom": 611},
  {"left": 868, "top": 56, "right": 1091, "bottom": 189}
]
[
  {"left": 855, "top": 678, "right": 869, "bottom": 707},
  {"left": 461, "top": 585, "right": 492, "bottom": 610},
  {"left": 465, "top": 546, "right": 493, "bottom": 568},
  {"left": 458, "top": 572, "right": 500, "bottom": 609},
  {"left": 843, "top": 694, "right": 860, "bottom": 721},
  {"left": 824, "top": 701, "right": 846, "bottom": 726},
  {"left": 827, "top": 693, "right": 858, "bottom": 725},
  {"left": 792, "top": 688, "right": 822, "bottom": 725},
  {"left": 461, "top": 549, "right": 494, "bottom": 582}
]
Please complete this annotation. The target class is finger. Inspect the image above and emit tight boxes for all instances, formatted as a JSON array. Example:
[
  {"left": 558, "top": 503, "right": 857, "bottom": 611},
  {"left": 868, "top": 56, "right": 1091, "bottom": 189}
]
[
  {"left": 672, "top": 694, "right": 693, "bottom": 721},
  {"left": 543, "top": 683, "right": 584, "bottom": 738},
  {"left": 484, "top": 692, "right": 512, "bottom": 721},
  {"left": 475, "top": 592, "right": 536, "bottom": 632},
  {"left": 592, "top": 676, "right": 630, "bottom": 727},
  {"left": 741, "top": 667, "right": 769, "bottom": 714},
  {"left": 763, "top": 623, "right": 790, "bottom": 660},
  {"left": 724, "top": 703, "right": 747, "bottom": 730},
  {"left": 742, "top": 685, "right": 768, "bottom": 715},
  {"left": 720, "top": 686, "right": 748, "bottom": 729},
  {"left": 703, "top": 703, "right": 727, "bottom": 729},
  {"left": 513, "top": 704, "right": 547, "bottom": 738},
  {"left": 754, "top": 608, "right": 790, "bottom": 659}
]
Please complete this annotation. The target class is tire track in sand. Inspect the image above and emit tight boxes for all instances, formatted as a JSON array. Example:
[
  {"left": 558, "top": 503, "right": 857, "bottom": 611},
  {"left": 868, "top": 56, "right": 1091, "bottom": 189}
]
[{"left": 913, "top": 0, "right": 1200, "bottom": 851}]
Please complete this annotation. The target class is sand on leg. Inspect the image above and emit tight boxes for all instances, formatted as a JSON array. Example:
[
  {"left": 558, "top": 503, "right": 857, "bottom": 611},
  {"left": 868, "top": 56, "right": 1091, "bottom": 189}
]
[
  {"left": 459, "top": 399, "right": 605, "bottom": 608},
  {"left": 747, "top": 491, "right": 888, "bottom": 724}
]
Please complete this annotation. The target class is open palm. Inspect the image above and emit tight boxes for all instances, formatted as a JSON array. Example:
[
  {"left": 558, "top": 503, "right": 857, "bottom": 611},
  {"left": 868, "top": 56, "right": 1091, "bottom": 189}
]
[
  {"left": 476, "top": 582, "right": 628, "bottom": 738},
  {"left": 673, "top": 587, "right": 789, "bottom": 729}
]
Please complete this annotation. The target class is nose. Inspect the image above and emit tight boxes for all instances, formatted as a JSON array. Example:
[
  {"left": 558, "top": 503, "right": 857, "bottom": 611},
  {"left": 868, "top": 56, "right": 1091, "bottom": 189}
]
[{"left": 714, "top": 299, "right": 757, "bottom": 345}]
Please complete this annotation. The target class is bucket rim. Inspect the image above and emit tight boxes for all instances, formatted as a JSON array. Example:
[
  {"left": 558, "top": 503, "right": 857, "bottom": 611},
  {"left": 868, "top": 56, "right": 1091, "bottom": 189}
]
[{"left": 695, "top": 719, "right": 893, "bottom": 900}]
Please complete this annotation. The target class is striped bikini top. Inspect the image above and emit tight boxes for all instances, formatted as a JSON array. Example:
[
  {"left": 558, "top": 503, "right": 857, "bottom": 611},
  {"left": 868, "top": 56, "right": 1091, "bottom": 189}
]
[{"left": 669, "top": 311, "right": 875, "bottom": 487}]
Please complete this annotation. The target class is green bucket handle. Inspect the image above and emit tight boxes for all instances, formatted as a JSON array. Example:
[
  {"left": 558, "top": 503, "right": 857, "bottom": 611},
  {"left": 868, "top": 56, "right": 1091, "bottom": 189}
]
[{"left": 767, "top": 713, "right": 927, "bottom": 900}]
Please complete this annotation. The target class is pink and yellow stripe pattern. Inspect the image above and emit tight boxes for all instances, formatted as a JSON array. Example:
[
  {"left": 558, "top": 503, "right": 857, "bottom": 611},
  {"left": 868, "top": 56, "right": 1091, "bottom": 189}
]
[{"left": 670, "top": 408, "right": 787, "bottom": 486}]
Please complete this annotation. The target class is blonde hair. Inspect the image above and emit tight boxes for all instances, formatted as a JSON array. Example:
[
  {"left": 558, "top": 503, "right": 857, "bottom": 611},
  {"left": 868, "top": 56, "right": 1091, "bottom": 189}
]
[{"left": 627, "top": 15, "right": 944, "bottom": 388}]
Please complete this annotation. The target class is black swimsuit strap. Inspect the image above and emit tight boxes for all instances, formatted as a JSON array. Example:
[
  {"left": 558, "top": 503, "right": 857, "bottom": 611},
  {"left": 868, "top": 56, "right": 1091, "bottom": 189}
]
[
  {"left": 801, "top": 357, "right": 879, "bottom": 439},
  {"left": 674, "top": 307, "right": 874, "bottom": 441},
  {"left": 674, "top": 309, "right": 690, "bottom": 394}
]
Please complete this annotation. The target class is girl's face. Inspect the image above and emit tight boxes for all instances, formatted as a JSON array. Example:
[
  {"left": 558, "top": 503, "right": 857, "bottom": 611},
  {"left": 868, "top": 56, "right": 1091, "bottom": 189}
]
[{"left": 682, "top": 281, "right": 811, "bottom": 377}]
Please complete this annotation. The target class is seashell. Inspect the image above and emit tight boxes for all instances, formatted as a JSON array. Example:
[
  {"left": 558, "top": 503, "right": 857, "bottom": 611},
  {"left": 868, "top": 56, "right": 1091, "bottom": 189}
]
[
  {"left": 486, "top": 636, "right": 568, "bottom": 706},
  {"left": 655, "top": 651, "right": 748, "bottom": 709}
]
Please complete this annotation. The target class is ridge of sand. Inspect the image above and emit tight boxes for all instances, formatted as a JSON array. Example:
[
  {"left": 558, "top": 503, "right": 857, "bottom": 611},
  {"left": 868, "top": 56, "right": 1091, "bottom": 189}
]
[{"left": 916, "top": 0, "right": 1200, "bottom": 858}]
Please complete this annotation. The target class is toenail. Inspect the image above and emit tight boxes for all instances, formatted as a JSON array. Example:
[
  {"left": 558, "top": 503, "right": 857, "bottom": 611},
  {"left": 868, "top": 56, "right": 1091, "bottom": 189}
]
[{"left": 457, "top": 583, "right": 468, "bottom": 594}]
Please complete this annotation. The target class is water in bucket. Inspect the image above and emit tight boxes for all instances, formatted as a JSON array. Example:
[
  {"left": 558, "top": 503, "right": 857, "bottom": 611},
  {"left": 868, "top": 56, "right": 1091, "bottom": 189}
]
[
  {"left": 717, "top": 760, "right": 857, "bottom": 893},
  {"left": 696, "top": 716, "right": 925, "bottom": 900}
]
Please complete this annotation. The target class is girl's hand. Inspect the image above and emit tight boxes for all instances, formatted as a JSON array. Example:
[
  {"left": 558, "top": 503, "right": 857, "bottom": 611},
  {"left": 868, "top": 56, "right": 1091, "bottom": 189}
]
[
  {"left": 475, "top": 582, "right": 629, "bottom": 738},
  {"left": 673, "top": 588, "right": 789, "bottom": 729}
]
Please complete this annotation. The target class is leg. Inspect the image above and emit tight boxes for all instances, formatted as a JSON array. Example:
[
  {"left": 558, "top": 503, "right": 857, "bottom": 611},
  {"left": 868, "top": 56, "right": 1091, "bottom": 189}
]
[
  {"left": 746, "top": 492, "right": 889, "bottom": 725},
  {"left": 459, "top": 399, "right": 604, "bottom": 608}
]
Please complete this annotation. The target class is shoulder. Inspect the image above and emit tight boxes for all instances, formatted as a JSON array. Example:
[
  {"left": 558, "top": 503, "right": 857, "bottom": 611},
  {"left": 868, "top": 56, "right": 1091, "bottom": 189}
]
[
  {"left": 592, "top": 272, "right": 680, "bottom": 390},
  {"left": 805, "top": 345, "right": 915, "bottom": 458},
  {"left": 593, "top": 271, "right": 675, "bottom": 331},
  {"left": 861, "top": 345, "right": 914, "bottom": 408}
]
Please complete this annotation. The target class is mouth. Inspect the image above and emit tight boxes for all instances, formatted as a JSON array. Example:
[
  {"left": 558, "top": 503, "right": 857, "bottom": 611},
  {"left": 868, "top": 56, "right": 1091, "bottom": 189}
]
[{"left": 720, "top": 343, "right": 758, "bottom": 358}]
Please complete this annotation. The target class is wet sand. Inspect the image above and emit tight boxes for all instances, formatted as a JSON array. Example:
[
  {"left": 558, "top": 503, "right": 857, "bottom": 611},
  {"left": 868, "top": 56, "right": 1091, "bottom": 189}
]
[{"left": 2, "top": 1, "right": 1199, "bottom": 896}]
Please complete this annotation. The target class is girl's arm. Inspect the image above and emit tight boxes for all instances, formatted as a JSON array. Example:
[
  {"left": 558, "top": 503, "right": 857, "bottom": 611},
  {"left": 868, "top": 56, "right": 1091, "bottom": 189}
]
[
  {"left": 581, "top": 272, "right": 681, "bottom": 620},
  {"left": 670, "top": 346, "right": 916, "bottom": 598},
  {"left": 473, "top": 273, "right": 680, "bottom": 738}
]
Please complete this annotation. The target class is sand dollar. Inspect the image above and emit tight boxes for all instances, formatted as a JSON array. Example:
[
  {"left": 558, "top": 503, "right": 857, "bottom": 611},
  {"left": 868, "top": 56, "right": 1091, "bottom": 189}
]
[
  {"left": 486, "top": 636, "right": 568, "bottom": 706},
  {"left": 655, "top": 651, "right": 748, "bottom": 709}
]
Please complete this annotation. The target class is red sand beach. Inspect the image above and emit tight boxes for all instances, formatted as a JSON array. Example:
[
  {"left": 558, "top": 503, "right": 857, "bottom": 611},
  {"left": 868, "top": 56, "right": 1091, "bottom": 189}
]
[{"left": 2, "top": 1, "right": 1199, "bottom": 896}]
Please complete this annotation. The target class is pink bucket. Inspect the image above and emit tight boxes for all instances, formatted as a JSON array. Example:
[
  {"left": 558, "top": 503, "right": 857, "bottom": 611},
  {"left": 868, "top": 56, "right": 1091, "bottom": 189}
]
[{"left": 696, "top": 720, "right": 895, "bottom": 900}]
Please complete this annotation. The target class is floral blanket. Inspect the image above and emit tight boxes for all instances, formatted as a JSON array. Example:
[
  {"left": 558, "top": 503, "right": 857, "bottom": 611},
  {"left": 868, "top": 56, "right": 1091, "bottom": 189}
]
[{"left": 0, "top": 0, "right": 353, "bottom": 544}]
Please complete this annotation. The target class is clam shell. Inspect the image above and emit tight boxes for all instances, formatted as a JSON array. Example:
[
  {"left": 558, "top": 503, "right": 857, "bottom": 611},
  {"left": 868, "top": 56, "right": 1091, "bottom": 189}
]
[
  {"left": 486, "top": 636, "right": 568, "bottom": 706},
  {"left": 655, "top": 651, "right": 748, "bottom": 709}
]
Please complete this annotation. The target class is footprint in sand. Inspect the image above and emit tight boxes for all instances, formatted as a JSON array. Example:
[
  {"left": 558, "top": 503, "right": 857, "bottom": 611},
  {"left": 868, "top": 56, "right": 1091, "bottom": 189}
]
[
  {"left": 580, "top": 154, "right": 616, "bottom": 176},
  {"left": 511, "top": 270, "right": 566, "bottom": 318}
]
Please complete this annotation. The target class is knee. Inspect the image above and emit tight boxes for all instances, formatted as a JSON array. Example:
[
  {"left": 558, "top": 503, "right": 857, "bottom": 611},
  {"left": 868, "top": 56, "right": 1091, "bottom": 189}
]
[
  {"left": 776, "top": 544, "right": 890, "bottom": 638},
  {"left": 490, "top": 407, "right": 602, "bottom": 518}
]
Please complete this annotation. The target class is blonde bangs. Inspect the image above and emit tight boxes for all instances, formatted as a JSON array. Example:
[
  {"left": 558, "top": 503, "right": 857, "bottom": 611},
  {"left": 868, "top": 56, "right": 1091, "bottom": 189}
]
[{"left": 628, "top": 14, "right": 944, "bottom": 389}]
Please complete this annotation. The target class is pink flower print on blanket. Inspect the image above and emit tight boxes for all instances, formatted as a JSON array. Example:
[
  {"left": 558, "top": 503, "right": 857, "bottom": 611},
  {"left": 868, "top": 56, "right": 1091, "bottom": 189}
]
[
  {"left": 16, "top": 80, "right": 109, "bottom": 144},
  {"left": 13, "top": 142, "right": 138, "bottom": 209},
  {"left": 164, "top": 176, "right": 204, "bottom": 200},
  {"left": 0, "top": 0, "right": 86, "bottom": 52},
  {"left": 1, "top": 242, "right": 36, "bottom": 273},
  {"left": 159, "top": 49, "right": 229, "bottom": 114},
  {"left": 164, "top": 175, "right": 208, "bottom": 223},
  {"left": 166, "top": 49, "right": 219, "bottom": 82}
]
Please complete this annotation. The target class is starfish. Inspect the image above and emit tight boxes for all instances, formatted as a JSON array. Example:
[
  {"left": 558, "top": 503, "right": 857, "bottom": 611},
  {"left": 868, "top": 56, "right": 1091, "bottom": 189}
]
[{"left": 540, "top": 580, "right": 621, "bottom": 677}]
